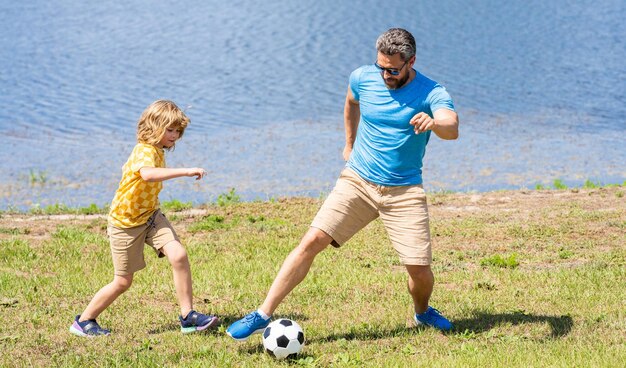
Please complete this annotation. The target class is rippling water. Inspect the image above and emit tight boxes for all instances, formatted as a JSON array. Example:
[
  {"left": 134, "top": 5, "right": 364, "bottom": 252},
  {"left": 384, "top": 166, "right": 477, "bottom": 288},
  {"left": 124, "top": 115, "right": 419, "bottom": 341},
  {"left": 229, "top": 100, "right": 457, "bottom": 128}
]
[{"left": 1, "top": 0, "right": 624, "bottom": 209}]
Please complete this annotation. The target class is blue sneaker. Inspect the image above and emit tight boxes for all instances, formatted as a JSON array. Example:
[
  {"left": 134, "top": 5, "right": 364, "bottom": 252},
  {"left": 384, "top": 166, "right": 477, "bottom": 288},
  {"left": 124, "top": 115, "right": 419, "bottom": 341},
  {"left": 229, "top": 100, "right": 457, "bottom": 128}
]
[
  {"left": 414, "top": 307, "right": 453, "bottom": 331},
  {"left": 69, "top": 315, "right": 111, "bottom": 337},
  {"left": 226, "top": 311, "right": 270, "bottom": 341},
  {"left": 179, "top": 310, "right": 219, "bottom": 334}
]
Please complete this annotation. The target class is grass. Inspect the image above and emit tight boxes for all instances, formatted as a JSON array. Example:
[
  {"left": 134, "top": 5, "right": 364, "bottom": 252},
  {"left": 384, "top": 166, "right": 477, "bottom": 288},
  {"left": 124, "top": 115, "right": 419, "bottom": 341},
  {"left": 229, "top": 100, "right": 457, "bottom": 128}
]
[
  {"left": 188, "top": 214, "right": 231, "bottom": 233},
  {"left": 533, "top": 178, "right": 625, "bottom": 191},
  {"left": 217, "top": 188, "right": 241, "bottom": 207},
  {"left": 28, "top": 169, "right": 47, "bottom": 186},
  {"left": 583, "top": 179, "right": 600, "bottom": 189},
  {"left": 480, "top": 253, "right": 519, "bottom": 268},
  {"left": 552, "top": 179, "right": 568, "bottom": 190},
  {"left": 26, "top": 203, "right": 108, "bottom": 216},
  {"left": 161, "top": 199, "right": 193, "bottom": 213},
  {"left": 0, "top": 188, "right": 625, "bottom": 367}
]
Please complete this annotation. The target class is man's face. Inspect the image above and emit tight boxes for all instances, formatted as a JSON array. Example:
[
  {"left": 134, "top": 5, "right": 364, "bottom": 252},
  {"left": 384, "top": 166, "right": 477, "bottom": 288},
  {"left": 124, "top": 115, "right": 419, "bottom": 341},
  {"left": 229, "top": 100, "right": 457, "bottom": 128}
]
[{"left": 376, "top": 52, "right": 414, "bottom": 90}]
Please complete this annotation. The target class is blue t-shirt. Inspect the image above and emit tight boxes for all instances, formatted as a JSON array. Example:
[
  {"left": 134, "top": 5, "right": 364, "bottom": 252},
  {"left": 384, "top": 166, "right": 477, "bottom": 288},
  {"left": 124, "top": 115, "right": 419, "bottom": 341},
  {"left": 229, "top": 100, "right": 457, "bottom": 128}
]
[{"left": 347, "top": 65, "right": 455, "bottom": 186}]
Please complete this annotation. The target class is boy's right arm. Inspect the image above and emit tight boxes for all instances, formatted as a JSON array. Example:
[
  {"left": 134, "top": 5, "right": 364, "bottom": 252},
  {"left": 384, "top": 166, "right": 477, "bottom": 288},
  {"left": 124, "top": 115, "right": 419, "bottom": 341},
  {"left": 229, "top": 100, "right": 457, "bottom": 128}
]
[{"left": 139, "top": 167, "right": 206, "bottom": 182}]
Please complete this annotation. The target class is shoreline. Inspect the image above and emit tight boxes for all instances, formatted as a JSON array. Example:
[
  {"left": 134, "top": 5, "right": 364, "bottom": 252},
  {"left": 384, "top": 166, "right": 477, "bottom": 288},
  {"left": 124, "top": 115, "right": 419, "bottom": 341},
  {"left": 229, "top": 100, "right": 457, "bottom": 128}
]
[{"left": 1, "top": 185, "right": 623, "bottom": 219}]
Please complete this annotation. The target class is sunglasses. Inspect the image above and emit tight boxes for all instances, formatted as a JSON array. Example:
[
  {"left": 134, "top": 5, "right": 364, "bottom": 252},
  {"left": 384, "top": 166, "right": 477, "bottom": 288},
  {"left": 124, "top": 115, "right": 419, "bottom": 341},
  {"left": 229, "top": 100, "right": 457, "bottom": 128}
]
[{"left": 374, "top": 60, "right": 408, "bottom": 76}]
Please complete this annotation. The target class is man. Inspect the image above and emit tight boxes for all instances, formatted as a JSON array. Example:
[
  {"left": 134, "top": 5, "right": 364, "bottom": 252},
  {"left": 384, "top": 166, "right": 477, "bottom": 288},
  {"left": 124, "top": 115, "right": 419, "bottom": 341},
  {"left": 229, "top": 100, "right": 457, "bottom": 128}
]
[{"left": 227, "top": 28, "right": 459, "bottom": 340}]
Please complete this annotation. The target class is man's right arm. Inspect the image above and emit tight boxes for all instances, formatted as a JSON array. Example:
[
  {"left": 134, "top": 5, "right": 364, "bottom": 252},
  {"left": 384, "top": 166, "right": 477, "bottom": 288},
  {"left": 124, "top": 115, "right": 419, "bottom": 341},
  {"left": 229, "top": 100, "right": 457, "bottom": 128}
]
[{"left": 343, "top": 86, "right": 360, "bottom": 161}]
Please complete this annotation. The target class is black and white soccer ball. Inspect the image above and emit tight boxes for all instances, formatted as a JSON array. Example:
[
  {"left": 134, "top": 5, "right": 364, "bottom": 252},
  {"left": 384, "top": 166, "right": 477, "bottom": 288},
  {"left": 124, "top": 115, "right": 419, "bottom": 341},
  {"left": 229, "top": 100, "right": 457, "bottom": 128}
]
[{"left": 262, "top": 319, "right": 305, "bottom": 359}]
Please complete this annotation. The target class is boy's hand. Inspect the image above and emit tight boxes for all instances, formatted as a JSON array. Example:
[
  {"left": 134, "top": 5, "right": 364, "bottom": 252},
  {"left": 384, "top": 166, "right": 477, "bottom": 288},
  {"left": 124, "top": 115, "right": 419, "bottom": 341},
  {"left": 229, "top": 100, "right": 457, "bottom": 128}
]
[{"left": 188, "top": 168, "right": 207, "bottom": 180}]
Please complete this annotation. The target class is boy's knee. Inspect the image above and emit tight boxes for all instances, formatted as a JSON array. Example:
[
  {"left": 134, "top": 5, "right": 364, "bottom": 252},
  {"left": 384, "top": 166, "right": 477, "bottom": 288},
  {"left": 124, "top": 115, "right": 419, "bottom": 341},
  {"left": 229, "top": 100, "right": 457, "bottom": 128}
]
[
  {"left": 164, "top": 243, "right": 189, "bottom": 266},
  {"left": 172, "top": 252, "right": 189, "bottom": 267},
  {"left": 113, "top": 275, "right": 133, "bottom": 291}
]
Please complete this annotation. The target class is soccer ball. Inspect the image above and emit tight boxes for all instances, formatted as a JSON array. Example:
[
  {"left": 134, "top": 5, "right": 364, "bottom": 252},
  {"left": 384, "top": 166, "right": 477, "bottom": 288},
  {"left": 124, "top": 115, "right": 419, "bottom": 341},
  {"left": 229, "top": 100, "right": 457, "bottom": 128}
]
[{"left": 262, "top": 319, "right": 305, "bottom": 359}]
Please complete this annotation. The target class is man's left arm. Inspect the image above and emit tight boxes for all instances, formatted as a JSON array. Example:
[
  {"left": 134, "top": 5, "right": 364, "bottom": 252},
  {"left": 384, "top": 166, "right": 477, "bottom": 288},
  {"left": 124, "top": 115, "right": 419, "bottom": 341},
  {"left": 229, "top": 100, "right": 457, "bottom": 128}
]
[{"left": 409, "top": 108, "right": 459, "bottom": 140}]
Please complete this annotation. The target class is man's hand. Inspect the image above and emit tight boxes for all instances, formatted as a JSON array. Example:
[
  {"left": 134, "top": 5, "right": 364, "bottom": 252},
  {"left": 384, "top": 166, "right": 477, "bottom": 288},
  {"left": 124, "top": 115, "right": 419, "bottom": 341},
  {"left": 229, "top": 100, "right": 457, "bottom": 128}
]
[
  {"left": 409, "top": 112, "right": 435, "bottom": 134},
  {"left": 342, "top": 145, "right": 353, "bottom": 161},
  {"left": 409, "top": 109, "right": 459, "bottom": 140}
]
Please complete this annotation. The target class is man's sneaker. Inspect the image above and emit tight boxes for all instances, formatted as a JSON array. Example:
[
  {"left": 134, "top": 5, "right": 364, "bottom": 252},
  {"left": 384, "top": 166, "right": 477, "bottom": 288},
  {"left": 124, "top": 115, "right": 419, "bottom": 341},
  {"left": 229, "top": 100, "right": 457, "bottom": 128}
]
[
  {"left": 69, "top": 315, "right": 111, "bottom": 337},
  {"left": 179, "top": 310, "right": 219, "bottom": 334},
  {"left": 226, "top": 310, "right": 270, "bottom": 341},
  {"left": 414, "top": 306, "right": 453, "bottom": 331}
]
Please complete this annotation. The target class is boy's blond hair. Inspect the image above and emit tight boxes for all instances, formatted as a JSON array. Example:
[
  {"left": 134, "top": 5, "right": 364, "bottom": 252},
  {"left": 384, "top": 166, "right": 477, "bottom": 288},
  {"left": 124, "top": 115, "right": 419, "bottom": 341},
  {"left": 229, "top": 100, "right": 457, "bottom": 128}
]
[{"left": 136, "top": 100, "right": 189, "bottom": 150}]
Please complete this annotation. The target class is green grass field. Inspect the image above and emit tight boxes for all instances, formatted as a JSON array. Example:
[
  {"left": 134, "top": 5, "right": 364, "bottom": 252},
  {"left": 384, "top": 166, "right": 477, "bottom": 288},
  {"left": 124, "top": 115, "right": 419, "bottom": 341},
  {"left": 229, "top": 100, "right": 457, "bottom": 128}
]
[{"left": 1, "top": 187, "right": 625, "bottom": 367}]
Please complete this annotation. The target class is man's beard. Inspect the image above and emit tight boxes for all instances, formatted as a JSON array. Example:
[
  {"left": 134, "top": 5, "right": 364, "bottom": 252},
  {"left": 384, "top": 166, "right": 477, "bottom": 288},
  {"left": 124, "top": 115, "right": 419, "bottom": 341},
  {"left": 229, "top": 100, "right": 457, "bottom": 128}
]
[{"left": 384, "top": 72, "right": 410, "bottom": 90}]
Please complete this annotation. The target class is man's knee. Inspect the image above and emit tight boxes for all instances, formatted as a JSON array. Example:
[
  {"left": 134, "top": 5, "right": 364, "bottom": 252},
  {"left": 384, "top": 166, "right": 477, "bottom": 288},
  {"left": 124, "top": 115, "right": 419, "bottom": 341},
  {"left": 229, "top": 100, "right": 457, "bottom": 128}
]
[
  {"left": 406, "top": 264, "right": 433, "bottom": 279},
  {"left": 298, "top": 228, "right": 332, "bottom": 255}
]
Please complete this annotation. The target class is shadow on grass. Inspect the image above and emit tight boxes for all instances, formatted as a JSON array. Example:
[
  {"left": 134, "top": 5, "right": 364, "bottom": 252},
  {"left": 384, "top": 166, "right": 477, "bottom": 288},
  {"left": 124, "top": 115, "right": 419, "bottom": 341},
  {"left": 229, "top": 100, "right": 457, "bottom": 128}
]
[
  {"left": 308, "top": 310, "right": 573, "bottom": 343},
  {"left": 146, "top": 322, "right": 224, "bottom": 335},
  {"left": 273, "top": 312, "right": 310, "bottom": 322},
  {"left": 452, "top": 310, "right": 574, "bottom": 338},
  {"left": 147, "top": 323, "right": 180, "bottom": 334},
  {"left": 146, "top": 313, "right": 310, "bottom": 335},
  {"left": 309, "top": 325, "right": 414, "bottom": 343},
  {"left": 146, "top": 314, "right": 240, "bottom": 335},
  {"left": 241, "top": 343, "right": 316, "bottom": 362},
  {"left": 218, "top": 312, "right": 309, "bottom": 326}
]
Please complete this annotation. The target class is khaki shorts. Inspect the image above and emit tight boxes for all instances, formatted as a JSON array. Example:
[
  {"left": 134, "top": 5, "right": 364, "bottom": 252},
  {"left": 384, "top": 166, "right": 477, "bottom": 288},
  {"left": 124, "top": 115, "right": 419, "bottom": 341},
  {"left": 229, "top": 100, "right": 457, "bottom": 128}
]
[
  {"left": 107, "top": 209, "right": 179, "bottom": 276},
  {"left": 311, "top": 168, "right": 432, "bottom": 265}
]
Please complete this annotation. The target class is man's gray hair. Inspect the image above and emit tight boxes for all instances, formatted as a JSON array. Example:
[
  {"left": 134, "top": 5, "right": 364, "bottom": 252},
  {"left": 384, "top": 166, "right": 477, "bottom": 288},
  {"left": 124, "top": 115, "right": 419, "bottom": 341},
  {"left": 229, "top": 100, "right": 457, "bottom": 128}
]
[{"left": 375, "top": 28, "right": 416, "bottom": 61}]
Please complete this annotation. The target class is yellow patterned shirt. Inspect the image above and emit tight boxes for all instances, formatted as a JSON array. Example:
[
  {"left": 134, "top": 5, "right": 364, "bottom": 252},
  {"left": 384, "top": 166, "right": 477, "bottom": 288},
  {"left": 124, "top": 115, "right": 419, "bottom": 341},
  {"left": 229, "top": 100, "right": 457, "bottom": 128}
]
[{"left": 108, "top": 143, "right": 165, "bottom": 228}]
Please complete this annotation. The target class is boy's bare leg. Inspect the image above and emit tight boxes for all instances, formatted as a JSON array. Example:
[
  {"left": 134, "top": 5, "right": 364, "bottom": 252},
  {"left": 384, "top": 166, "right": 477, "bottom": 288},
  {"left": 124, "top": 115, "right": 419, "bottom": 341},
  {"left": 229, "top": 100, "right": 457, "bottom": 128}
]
[
  {"left": 80, "top": 274, "right": 133, "bottom": 321},
  {"left": 162, "top": 241, "right": 193, "bottom": 317}
]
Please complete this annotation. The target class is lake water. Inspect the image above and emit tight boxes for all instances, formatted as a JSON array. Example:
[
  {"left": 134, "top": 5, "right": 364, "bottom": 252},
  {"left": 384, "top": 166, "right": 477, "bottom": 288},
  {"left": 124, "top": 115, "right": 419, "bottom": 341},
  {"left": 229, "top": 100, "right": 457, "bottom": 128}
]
[{"left": 1, "top": 0, "right": 624, "bottom": 209}]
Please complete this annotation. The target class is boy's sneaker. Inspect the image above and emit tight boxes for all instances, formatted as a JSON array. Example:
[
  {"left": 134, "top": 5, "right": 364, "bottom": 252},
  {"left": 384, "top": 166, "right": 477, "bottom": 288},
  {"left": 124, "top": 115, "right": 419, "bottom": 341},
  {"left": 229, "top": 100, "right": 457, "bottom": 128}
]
[
  {"left": 226, "top": 310, "right": 270, "bottom": 341},
  {"left": 69, "top": 315, "right": 111, "bottom": 337},
  {"left": 179, "top": 310, "right": 219, "bottom": 334},
  {"left": 414, "top": 306, "right": 453, "bottom": 331}
]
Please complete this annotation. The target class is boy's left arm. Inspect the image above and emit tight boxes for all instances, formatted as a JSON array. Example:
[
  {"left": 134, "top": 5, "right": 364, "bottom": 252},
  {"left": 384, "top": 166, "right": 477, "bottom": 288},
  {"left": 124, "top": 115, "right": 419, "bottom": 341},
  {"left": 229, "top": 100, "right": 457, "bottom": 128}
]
[{"left": 139, "top": 167, "right": 206, "bottom": 182}]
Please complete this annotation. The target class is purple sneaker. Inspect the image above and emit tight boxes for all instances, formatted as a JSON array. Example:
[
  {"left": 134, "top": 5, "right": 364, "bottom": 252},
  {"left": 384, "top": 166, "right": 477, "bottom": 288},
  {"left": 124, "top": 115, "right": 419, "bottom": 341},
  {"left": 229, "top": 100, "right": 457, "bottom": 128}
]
[
  {"left": 69, "top": 315, "right": 110, "bottom": 337},
  {"left": 179, "top": 310, "right": 219, "bottom": 334}
]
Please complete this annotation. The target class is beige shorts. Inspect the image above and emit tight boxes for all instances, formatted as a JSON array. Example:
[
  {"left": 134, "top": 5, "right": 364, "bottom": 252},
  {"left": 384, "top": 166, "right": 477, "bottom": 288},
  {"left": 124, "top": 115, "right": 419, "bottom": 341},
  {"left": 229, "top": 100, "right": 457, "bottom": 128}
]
[
  {"left": 311, "top": 168, "right": 432, "bottom": 265},
  {"left": 107, "top": 209, "right": 179, "bottom": 276}
]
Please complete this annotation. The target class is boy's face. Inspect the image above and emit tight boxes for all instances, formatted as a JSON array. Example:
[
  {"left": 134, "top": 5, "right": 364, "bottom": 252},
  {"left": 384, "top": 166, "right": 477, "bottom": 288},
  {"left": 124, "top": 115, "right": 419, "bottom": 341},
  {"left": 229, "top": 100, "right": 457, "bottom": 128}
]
[{"left": 158, "top": 126, "right": 182, "bottom": 148}]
